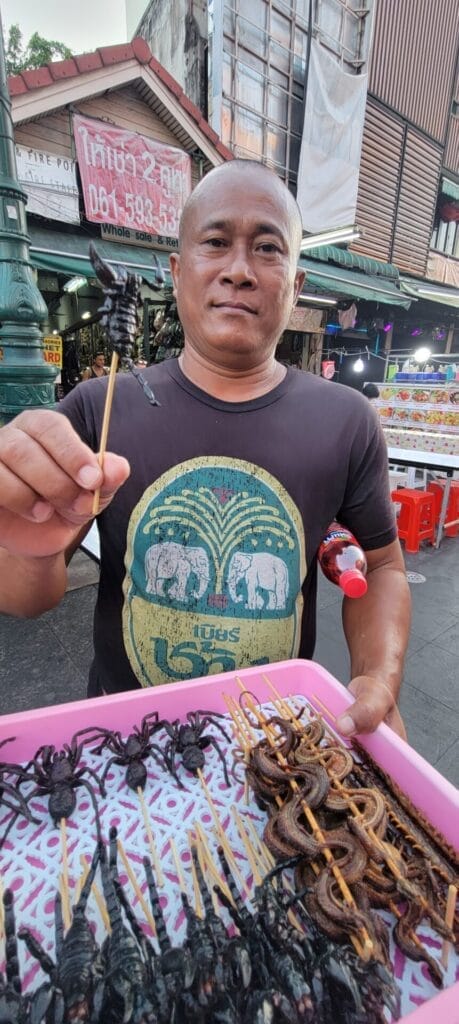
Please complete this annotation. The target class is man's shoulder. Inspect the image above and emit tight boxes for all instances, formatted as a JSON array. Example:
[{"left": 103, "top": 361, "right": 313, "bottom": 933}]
[{"left": 296, "top": 372, "right": 370, "bottom": 408}]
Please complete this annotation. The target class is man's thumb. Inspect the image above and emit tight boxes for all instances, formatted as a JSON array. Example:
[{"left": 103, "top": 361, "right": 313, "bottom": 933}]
[{"left": 335, "top": 711, "right": 357, "bottom": 737}]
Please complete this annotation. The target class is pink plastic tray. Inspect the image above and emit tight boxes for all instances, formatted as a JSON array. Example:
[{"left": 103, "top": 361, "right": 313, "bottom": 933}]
[{"left": 0, "top": 658, "right": 457, "bottom": 1023}]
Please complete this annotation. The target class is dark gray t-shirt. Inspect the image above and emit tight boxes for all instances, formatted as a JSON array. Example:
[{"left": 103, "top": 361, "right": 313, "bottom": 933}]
[{"left": 60, "top": 360, "right": 396, "bottom": 694}]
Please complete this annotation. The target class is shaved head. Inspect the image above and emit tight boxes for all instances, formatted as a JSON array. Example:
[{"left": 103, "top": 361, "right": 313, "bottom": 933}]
[{"left": 179, "top": 159, "right": 303, "bottom": 259}]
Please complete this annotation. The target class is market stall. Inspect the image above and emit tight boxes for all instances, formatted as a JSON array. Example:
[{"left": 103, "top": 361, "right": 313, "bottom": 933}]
[{"left": 368, "top": 382, "right": 459, "bottom": 545}]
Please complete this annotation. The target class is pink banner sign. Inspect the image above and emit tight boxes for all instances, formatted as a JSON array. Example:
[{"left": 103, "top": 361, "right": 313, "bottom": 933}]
[{"left": 73, "top": 115, "right": 191, "bottom": 238}]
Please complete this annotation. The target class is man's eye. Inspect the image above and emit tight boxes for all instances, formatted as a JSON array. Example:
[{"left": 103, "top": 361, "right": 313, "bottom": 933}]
[
  {"left": 204, "top": 237, "right": 226, "bottom": 247},
  {"left": 258, "top": 242, "right": 281, "bottom": 253}
]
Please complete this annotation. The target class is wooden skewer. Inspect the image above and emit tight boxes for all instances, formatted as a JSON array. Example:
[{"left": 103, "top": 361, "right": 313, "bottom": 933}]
[
  {"left": 197, "top": 768, "right": 249, "bottom": 896},
  {"left": 231, "top": 807, "right": 263, "bottom": 886},
  {"left": 275, "top": 685, "right": 456, "bottom": 956},
  {"left": 75, "top": 855, "right": 89, "bottom": 905},
  {"left": 137, "top": 787, "right": 165, "bottom": 888},
  {"left": 242, "top": 813, "right": 275, "bottom": 872},
  {"left": 271, "top": 689, "right": 428, "bottom": 891},
  {"left": 169, "top": 837, "right": 189, "bottom": 900},
  {"left": 117, "top": 839, "right": 156, "bottom": 934},
  {"left": 224, "top": 695, "right": 254, "bottom": 804},
  {"left": 236, "top": 678, "right": 372, "bottom": 959},
  {"left": 307, "top": 693, "right": 452, "bottom": 915},
  {"left": 225, "top": 695, "right": 343, "bottom": 942},
  {"left": 79, "top": 854, "right": 111, "bottom": 933},
  {"left": 193, "top": 821, "right": 234, "bottom": 908},
  {"left": 441, "top": 884, "right": 457, "bottom": 970},
  {"left": 192, "top": 827, "right": 220, "bottom": 915},
  {"left": 92, "top": 350, "right": 119, "bottom": 515},
  {"left": 60, "top": 817, "right": 72, "bottom": 931}
]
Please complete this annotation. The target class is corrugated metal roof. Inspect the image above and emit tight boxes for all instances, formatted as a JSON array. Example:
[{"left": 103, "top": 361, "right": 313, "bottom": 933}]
[
  {"left": 304, "top": 244, "right": 400, "bottom": 281},
  {"left": 300, "top": 257, "right": 411, "bottom": 308},
  {"left": 28, "top": 226, "right": 171, "bottom": 287},
  {"left": 400, "top": 277, "right": 459, "bottom": 309}
]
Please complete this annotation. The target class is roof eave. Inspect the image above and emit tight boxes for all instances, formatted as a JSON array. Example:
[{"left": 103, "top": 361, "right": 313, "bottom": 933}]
[{"left": 11, "top": 59, "right": 230, "bottom": 168}]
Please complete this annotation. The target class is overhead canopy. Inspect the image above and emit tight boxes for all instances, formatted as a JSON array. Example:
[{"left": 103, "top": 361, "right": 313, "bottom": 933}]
[
  {"left": 303, "top": 244, "right": 400, "bottom": 281},
  {"left": 299, "top": 256, "right": 412, "bottom": 308},
  {"left": 28, "top": 227, "right": 171, "bottom": 288},
  {"left": 399, "top": 276, "right": 459, "bottom": 309}
]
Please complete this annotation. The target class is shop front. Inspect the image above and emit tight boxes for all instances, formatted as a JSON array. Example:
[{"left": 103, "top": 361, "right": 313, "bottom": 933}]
[{"left": 10, "top": 38, "right": 231, "bottom": 398}]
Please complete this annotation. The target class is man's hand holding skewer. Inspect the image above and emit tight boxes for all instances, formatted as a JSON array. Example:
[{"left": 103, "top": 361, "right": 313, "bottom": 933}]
[{"left": 0, "top": 409, "right": 130, "bottom": 560}]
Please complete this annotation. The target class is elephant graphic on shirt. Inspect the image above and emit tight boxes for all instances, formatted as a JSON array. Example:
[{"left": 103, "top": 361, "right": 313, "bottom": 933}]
[
  {"left": 145, "top": 541, "right": 210, "bottom": 603},
  {"left": 227, "top": 551, "right": 289, "bottom": 611}
]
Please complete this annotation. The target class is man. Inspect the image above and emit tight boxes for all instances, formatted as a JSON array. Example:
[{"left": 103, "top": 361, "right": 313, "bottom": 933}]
[
  {"left": 362, "top": 383, "right": 380, "bottom": 400},
  {"left": 0, "top": 160, "right": 410, "bottom": 740},
  {"left": 81, "top": 352, "right": 108, "bottom": 380}
]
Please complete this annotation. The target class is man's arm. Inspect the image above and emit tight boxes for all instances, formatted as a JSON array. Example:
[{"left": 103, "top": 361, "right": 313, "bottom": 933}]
[
  {"left": 0, "top": 410, "right": 129, "bottom": 619},
  {"left": 0, "top": 549, "right": 68, "bottom": 618},
  {"left": 336, "top": 538, "right": 411, "bottom": 740}
]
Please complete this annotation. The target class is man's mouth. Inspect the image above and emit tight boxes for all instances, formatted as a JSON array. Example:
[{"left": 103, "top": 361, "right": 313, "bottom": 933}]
[{"left": 213, "top": 302, "right": 257, "bottom": 314}]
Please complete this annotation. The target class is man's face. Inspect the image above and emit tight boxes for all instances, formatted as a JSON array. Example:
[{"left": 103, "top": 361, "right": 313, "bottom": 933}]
[
  {"left": 94, "top": 355, "right": 105, "bottom": 368},
  {"left": 170, "top": 167, "right": 304, "bottom": 367}
]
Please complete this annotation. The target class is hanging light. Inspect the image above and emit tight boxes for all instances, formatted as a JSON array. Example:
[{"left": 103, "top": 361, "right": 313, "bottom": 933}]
[
  {"left": 413, "top": 346, "right": 431, "bottom": 363},
  {"left": 298, "top": 292, "right": 338, "bottom": 305},
  {"left": 353, "top": 357, "right": 364, "bottom": 372},
  {"left": 63, "top": 275, "right": 87, "bottom": 293},
  {"left": 81, "top": 311, "right": 92, "bottom": 320},
  {"left": 300, "top": 224, "right": 361, "bottom": 250}
]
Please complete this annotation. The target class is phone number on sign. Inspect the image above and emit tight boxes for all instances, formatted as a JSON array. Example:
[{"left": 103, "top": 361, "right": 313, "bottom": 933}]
[{"left": 88, "top": 185, "right": 181, "bottom": 235}]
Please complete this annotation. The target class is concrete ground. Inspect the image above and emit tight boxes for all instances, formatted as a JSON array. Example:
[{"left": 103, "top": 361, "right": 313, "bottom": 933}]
[{"left": 0, "top": 538, "right": 458, "bottom": 787}]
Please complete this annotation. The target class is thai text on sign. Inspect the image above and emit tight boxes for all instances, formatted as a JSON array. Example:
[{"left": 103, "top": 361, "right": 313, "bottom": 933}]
[
  {"left": 42, "top": 336, "right": 62, "bottom": 368},
  {"left": 73, "top": 115, "right": 191, "bottom": 238}
]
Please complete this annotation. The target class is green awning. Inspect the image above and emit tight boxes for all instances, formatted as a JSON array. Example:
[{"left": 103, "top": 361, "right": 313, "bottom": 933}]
[
  {"left": 28, "top": 226, "right": 171, "bottom": 287},
  {"left": 441, "top": 177, "right": 459, "bottom": 201},
  {"left": 300, "top": 256, "right": 412, "bottom": 308},
  {"left": 400, "top": 276, "right": 459, "bottom": 309},
  {"left": 303, "top": 244, "right": 399, "bottom": 281}
]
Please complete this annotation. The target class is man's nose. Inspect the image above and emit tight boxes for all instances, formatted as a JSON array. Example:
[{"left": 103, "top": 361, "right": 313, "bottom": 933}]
[{"left": 220, "top": 246, "right": 257, "bottom": 287}]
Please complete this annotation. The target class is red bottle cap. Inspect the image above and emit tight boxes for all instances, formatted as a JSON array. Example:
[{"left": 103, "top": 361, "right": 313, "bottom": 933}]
[{"left": 339, "top": 569, "right": 368, "bottom": 598}]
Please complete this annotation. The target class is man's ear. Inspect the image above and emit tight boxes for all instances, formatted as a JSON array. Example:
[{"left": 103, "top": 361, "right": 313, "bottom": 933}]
[
  {"left": 293, "top": 268, "right": 306, "bottom": 303},
  {"left": 169, "top": 253, "right": 180, "bottom": 298}
]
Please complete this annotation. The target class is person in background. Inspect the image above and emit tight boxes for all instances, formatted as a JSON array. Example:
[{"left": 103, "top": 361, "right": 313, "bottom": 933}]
[
  {"left": 81, "top": 352, "right": 108, "bottom": 381},
  {"left": 0, "top": 159, "right": 410, "bottom": 742},
  {"left": 362, "top": 383, "right": 380, "bottom": 400}
]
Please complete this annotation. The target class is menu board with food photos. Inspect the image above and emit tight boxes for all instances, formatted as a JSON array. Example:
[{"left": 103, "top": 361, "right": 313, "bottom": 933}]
[{"left": 373, "top": 383, "right": 459, "bottom": 434}]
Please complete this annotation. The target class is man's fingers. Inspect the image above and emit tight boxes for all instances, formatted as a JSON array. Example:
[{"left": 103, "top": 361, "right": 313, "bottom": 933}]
[
  {"left": 0, "top": 412, "right": 129, "bottom": 524},
  {"left": 14, "top": 410, "right": 103, "bottom": 488},
  {"left": 336, "top": 702, "right": 376, "bottom": 737},
  {"left": 95, "top": 453, "right": 131, "bottom": 507},
  {"left": 0, "top": 413, "right": 103, "bottom": 517},
  {"left": 335, "top": 676, "right": 394, "bottom": 737}
]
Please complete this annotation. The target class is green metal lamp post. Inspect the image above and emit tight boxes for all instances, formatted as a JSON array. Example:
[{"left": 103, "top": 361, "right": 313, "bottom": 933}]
[{"left": 0, "top": 12, "right": 57, "bottom": 425}]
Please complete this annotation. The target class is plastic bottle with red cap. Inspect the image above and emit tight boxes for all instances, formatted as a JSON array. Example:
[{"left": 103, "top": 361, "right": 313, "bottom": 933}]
[{"left": 318, "top": 522, "right": 368, "bottom": 598}]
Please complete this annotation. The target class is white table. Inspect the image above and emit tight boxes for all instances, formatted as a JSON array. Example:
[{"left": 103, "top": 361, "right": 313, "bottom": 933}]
[{"left": 387, "top": 446, "right": 459, "bottom": 547}]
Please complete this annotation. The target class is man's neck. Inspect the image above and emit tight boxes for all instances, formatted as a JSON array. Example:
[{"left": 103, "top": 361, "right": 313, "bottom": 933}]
[{"left": 178, "top": 347, "right": 286, "bottom": 402}]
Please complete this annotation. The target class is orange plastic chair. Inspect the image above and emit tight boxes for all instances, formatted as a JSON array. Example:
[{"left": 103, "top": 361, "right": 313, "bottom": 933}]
[
  {"left": 427, "top": 480, "right": 459, "bottom": 538},
  {"left": 391, "top": 488, "right": 436, "bottom": 553}
]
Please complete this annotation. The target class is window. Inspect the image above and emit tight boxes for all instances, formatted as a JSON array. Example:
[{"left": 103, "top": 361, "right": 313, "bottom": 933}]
[
  {"left": 431, "top": 182, "right": 459, "bottom": 259},
  {"left": 217, "top": 0, "right": 373, "bottom": 186}
]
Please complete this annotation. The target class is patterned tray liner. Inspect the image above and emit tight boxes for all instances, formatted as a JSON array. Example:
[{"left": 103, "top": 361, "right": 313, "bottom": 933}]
[{"left": 0, "top": 696, "right": 457, "bottom": 1022}]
